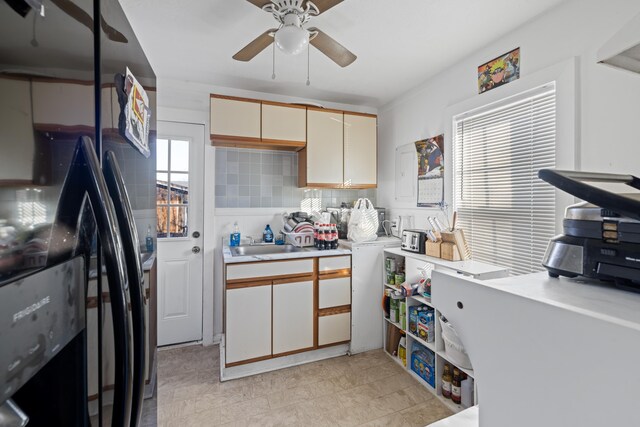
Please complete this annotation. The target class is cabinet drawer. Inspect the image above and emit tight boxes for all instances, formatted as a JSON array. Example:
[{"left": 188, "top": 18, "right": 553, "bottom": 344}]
[
  {"left": 226, "top": 259, "right": 314, "bottom": 282},
  {"left": 318, "top": 256, "right": 351, "bottom": 274},
  {"left": 319, "top": 277, "right": 351, "bottom": 309},
  {"left": 318, "top": 312, "right": 351, "bottom": 346}
]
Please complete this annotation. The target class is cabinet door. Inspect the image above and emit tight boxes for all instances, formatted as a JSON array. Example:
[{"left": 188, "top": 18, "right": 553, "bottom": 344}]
[
  {"left": 143, "top": 271, "right": 150, "bottom": 383},
  {"left": 318, "top": 312, "right": 351, "bottom": 346},
  {"left": 86, "top": 279, "right": 99, "bottom": 401},
  {"left": 0, "top": 78, "right": 35, "bottom": 181},
  {"left": 305, "top": 109, "right": 344, "bottom": 186},
  {"left": 32, "top": 81, "right": 94, "bottom": 127},
  {"left": 225, "top": 284, "right": 272, "bottom": 365},
  {"left": 272, "top": 279, "right": 314, "bottom": 355},
  {"left": 210, "top": 96, "right": 261, "bottom": 140},
  {"left": 261, "top": 103, "right": 306, "bottom": 144},
  {"left": 344, "top": 113, "right": 377, "bottom": 187}
]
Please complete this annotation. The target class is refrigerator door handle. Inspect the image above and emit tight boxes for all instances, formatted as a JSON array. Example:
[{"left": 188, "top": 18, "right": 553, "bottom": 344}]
[
  {"left": 49, "top": 137, "right": 133, "bottom": 427},
  {"left": 104, "top": 151, "right": 146, "bottom": 427}
]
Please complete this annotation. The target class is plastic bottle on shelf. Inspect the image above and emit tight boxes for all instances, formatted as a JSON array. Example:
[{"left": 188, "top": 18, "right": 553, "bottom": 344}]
[
  {"left": 451, "top": 367, "right": 462, "bottom": 404},
  {"left": 324, "top": 224, "right": 332, "bottom": 250},
  {"left": 461, "top": 377, "right": 474, "bottom": 408},
  {"left": 145, "top": 225, "right": 154, "bottom": 252},
  {"left": 441, "top": 363, "right": 452, "bottom": 399},
  {"left": 318, "top": 224, "right": 324, "bottom": 250},
  {"left": 398, "top": 336, "right": 407, "bottom": 367},
  {"left": 263, "top": 224, "right": 274, "bottom": 243},
  {"left": 331, "top": 224, "right": 338, "bottom": 249},
  {"left": 230, "top": 222, "right": 241, "bottom": 247},
  {"left": 314, "top": 222, "right": 319, "bottom": 248}
]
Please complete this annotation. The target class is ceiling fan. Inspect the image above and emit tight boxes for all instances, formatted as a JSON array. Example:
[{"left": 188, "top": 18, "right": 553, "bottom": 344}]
[
  {"left": 4, "top": 0, "right": 128, "bottom": 43},
  {"left": 233, "top": 0, "right": 356, "bottom": 68}
]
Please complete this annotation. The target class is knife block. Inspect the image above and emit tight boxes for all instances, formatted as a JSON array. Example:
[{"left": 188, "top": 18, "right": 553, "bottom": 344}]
[
  {"left": 441, "top": 229, "right": 471, "bottom": 260},
  {"left": 441, "top": 242, "right": 461, "bottom": 261},
  {"left": 425, "top": 240, "right": 442, "bottom": 258}
]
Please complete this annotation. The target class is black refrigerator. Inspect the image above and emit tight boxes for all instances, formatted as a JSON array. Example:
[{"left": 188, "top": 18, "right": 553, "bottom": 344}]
[{"left": 0, "top": 0, "right": 156, "bottom": 426}]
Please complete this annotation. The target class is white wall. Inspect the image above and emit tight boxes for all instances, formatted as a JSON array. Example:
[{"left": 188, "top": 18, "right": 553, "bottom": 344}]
[
  {"left": 378, "top": 0, "right": 640, "bottom": 228},
  {"left": 156, "top": 80, "right": 377, "bottom": 344}
]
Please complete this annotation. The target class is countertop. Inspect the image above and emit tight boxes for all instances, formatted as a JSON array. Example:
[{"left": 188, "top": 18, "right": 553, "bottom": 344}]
[
  {"left": 222, "top": 245, "right": 351, "bottom": 264},
  {"left": 89, "top": 251, "right": 156, "bottom": 279},
  {"left": 484, "top": 271, "right": 640, "bottom": 330},
  {"left": 339, "top": 236, "right": 402, "bottom": 249}
]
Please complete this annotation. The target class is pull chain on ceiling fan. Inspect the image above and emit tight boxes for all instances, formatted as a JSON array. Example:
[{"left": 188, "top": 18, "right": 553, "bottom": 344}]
[{"left": 233, "top": 0, "right": 356, "bottom": 68}]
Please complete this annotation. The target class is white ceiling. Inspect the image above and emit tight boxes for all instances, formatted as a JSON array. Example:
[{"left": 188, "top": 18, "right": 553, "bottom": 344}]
[{"left": 120, "top": 0, "right": 568, "bottom": 107}]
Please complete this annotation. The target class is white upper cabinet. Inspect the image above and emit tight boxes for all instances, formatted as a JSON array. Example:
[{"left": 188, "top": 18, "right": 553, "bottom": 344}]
[
  {"left": 32, "top": 81, "right": 94, "bottom": 127},
  {"left": 0, "top": 78, "right": 34, "bottom": 181},
  {"left": 343, "top": 113, "right": 377, "bottom": 187},
  {"left": 261, "top": 103, "right": 306, "bottom": 144},
  {"left": 210, "top": 96, "right": 261, "bottom": 140},
  {"left": 305, "top": 108, "right": 344, "bottom": 186}
]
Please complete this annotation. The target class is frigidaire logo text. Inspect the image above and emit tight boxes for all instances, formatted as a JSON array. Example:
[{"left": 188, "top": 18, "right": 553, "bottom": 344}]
[{"left": 13, "top": 296, "right": 51, "bottom": 323}]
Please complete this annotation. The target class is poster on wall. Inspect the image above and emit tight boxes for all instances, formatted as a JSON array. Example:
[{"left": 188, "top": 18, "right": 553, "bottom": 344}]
[
  {"left": 116, "top": 67, "right": 151, "bottom": 158},
  {"left": 415, "top": 134, "right": 444, "bottom": 207},
  {"left": 478, "top": 47, "right": 520, "bottom": 94}
]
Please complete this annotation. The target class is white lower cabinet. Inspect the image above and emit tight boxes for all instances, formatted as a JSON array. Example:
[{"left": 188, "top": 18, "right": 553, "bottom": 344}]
[
  {"left": 272, "top": 280, "right": 314, "bottom": 355},
  {"left": 225, "top": 284, "right": 272, "bottom": 364},
  {"left": 224, "top": 255, "right": 352, "bottom": 368},
  {"left": 318, "top": 312, "right": 351, "bottom": 346},
  {"left": 318, "top": 276, "right": 351, "bottom": 309}
]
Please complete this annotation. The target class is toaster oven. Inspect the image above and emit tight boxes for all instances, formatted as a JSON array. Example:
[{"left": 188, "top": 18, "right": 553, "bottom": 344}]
[{"left": 401, "top": 229, "right": 428, "bottom": 253}]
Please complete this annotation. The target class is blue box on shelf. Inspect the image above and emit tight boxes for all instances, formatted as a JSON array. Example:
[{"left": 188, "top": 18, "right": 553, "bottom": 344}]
[{"left": 411, "top": 342, "right": 435, "bottom": 388}]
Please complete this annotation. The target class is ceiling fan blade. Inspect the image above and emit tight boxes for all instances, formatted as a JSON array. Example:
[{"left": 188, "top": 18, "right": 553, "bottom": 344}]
[
  {"left": 51, "top": 0, "right": 127, "bottom": 43},
  {"left": 50, "top": 0, "right": 93, "bottom": 32},
  {"left": 308, "top": 28, "right": 356, "bottom": 67},
  {"left": 245, "top": 0, "right": 272, "bottom": 9},
  {"left": 305, "top": 0, "right": 343, "bottom": 15},
  {"left": 100, "top": 16, "right": 128, "bottom": 43},
  {"left": 233, "top": 29, "right": 277, "bottom": 62}
]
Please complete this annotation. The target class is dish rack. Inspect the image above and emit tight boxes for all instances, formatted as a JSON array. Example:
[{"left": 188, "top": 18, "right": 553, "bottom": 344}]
[{"left": 282, "top": 230, "right": 314, "bottom": 247}]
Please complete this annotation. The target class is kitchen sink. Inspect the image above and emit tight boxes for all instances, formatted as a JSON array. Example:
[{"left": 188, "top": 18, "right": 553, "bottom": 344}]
[{"left": 230, "top": 244, "right": 308, "bottom": 257}]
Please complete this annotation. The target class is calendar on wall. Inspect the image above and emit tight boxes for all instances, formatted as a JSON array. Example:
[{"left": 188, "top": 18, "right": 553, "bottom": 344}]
[{"left": 415, "top": 134, "right": 444, "bottom": 207}]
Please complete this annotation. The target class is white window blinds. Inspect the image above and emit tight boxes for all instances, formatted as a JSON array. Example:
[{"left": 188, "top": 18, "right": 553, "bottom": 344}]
[{"left": 453, "top": 84, "right": 556, "bottom": 275}]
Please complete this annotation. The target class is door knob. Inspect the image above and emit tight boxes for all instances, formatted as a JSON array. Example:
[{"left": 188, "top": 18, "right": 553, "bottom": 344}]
[{"left": 192, "top": 246, "right": 201, "bottom": 254}]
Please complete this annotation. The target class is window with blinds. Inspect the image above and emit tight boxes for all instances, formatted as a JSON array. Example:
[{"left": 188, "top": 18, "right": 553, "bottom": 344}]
[{"left": 453, "top": 84, "right": 556, "bottom": 275}]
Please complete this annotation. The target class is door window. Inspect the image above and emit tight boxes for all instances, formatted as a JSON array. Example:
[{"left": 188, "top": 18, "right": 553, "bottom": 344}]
[{"left": 156, "top": 138, "right": 189, "bottom": 238}]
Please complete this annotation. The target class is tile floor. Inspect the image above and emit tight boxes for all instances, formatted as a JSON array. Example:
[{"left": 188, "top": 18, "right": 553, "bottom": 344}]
[{"left": 155, "top": 345, "right": 452, "bottom": 426}]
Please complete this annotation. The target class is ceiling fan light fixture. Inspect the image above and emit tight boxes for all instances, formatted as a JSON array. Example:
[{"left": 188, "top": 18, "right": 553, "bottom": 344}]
[
  {"left": 275, "top": 25, "right": 309, "bottom": 55},
  {"left": 274, "top": 14, "right": 309, "bottom": 55}
]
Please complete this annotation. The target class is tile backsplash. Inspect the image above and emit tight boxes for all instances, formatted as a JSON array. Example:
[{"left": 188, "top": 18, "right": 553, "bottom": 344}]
[{"left": 215, "top": 148, "right": 376, "bottom": 209}]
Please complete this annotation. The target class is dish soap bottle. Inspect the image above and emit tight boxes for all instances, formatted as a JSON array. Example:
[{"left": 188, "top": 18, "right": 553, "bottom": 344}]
[
  {"left": 230, "top": 222, "right": 241, "bottom": 247},
  {"left": 145, "top": 225, "right": 154, "bottom": 252},
  {"left": 263, "top": 224, "right": 274, "bottom": 244}
]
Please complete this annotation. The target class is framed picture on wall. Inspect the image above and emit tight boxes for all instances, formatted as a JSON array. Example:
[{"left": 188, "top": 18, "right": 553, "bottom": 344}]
[{"left": 478, "top": 47, "right": 520, "bottom": 94}]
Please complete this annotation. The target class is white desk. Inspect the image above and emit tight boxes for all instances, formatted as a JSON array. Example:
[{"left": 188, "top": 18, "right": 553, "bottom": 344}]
[
  {"left": 429, "top": 406, "right": 478, "bottom": 427},
  {"left": 432, "top": 271, "right": 640, "bottom": 427}
]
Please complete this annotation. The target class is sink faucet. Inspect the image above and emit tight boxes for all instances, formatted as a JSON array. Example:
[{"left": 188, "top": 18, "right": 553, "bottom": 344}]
[{"left": 248, "top": 236, "right": 259, "bottom": 246}]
